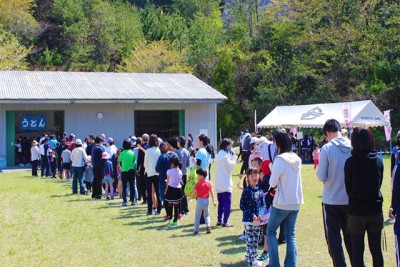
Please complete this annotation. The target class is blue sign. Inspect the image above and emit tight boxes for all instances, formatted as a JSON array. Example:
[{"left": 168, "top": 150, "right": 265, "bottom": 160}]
[{"left": 20, "top": 115, "right": 47, "bottom": 131}]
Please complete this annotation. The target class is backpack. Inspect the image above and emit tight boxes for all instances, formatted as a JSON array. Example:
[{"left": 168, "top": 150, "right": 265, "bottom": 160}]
[{"left": 184, "top": 167, "right": 197, "bottom": 196}]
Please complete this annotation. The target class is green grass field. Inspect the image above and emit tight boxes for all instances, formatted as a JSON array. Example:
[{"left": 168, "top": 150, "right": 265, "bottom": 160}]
[{"left": 0, "top": 159, "right": 396, "bottom": 266}]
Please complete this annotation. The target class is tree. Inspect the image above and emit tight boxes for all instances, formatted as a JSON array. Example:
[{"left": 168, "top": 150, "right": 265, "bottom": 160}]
[{"left": 0, "top": 24, "right": 30, "bottom": 70}]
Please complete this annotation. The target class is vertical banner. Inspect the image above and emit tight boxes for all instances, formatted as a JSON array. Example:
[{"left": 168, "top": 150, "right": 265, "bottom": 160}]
[
  {"left": 254, "top": 110, "right": 258, "bottom": 133},
  {"left": 384, "top": 110, "right": 392, "bottom": 141},
  {"left": 290, "top": 127, "right": 297, "bottom": 136},
  {"left": 342, "top": 103, "right": 352, "bottom": 130}
]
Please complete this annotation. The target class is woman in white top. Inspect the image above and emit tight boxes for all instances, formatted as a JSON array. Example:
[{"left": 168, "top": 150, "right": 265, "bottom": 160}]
[
  {"left": 30, "top": 140, "right": 40, "bottom": 177},
  {"left": 70, "top": 139, "right": 87, "bottom": 195},
  {"left": 267, "top": 130, "right": 303, "bottom": 267},
  {"left": 214, "top": 138, "right": 237, "bottom": 227},
  {"left": 144, "top": 134, "right": 161, "bottom": 215}
]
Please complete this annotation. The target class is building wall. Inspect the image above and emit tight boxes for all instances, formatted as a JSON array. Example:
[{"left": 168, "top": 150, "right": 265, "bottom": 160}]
[{"left": 0, "top": 102, "right": 218, "bottom": 166}]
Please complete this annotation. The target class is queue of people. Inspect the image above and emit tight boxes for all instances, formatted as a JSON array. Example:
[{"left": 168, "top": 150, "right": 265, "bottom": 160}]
[{"left": 23, "top": 119, "right": 398, "bottom": 267}]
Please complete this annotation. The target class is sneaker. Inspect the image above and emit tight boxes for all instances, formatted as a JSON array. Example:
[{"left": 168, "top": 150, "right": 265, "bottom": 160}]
[
  {"left": 216, "top": 222, "right": 222, "bottom": 226},
  {"left": 169, "top": 220, "right": 178, "bottom": 227},
  {"left": 111, "top": 196, "right": 114, "bottom": 200},
  {"left": 193, "top": 230, "right": 199, "bottom": 235},
  {"left": 206, "top": 227, "right": 211, "bottom": 234},
  {"left": 222, "top": 223, "right": 234, "bottom": 227},
  {"left": 239, "top": 234, "right": 246, "bottom": 241},
  {"left": 154, "top": 211, "right": 160, "bottom": 215},
  {"left": 121, "top": 202, "right": 127, "bottom": 206},
  {"left": 258, "top": 252, "right": 269, "bottom": 261},
  {"left": 164, "top": 215, "right": 171, "bottom": 221},
  {"left": 131, "top": 201, "right": 135, "bottom": 206},
  {"left": 177, "top": 214, "right": 183, "bottom": 220},
  {"left": 106, "top": 197, "right": 110, "bottom": 200},
  {"left": 146, "top": 212, "right": 152, "bottom": 216}
]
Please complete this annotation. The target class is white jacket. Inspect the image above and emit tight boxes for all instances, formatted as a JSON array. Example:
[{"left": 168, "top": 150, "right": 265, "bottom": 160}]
[
  {"left": 70, "top": 147, "right": 87, "bottom": 167},
  {"left": 214, "top": 150, "right": 237, "bottom": 193},
  {"left": 270, "top": 152, "right": 303, "bottom": 210},
  {"left": 144, "top": 147, "right": 161, "bottom": 177}
]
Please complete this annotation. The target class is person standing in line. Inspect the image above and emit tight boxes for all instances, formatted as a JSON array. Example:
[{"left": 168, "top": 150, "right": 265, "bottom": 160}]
[
  {"left": 70, "top": 139, "right": 87, "bottom": 195},
  {"left": 195, "top": 134, "right": 211, "bottom": 180},
  {"left": 85, "top": 135, "right": 95, "bottom": 156},
  {"left": 91, "top": 136, "right": 105, "bottom": 199},
  {"left": 344, "top": 128, "right": 384, "bottom": 267},
  {"left": 118, "top": 138, "right": 136, "bottom": 206},
  {"left": 239, "top": 130, "right": 252, "bottom": 179},
  {"left": 317, "top": 119, "right": 352, "bottom": 267},
  {"left": 102, "top": 152, "right": 115, "bottom": 200},
  {"left": 187, "top": 133, "right": 194, "bottom": 153},
  {"left": 136, "top": 134, "right": 149, "bottom": 204},
  {"left": 30, "top": 140, "right": 40, "bottom": 177},
  {"left": 176, "top": 136, "right": 190, "bottom": 216},
  {"left": 215, "top": 138, "right": 237, "bottom": 227},
  {"left": 39, "top": 137, "right": 51, "bottom": 177},
  {"left": 267, "top": 130, "right": 303, "bottom": 267},
  {"left": 144, "top": 134, "right": 161, "bottom": 215}
]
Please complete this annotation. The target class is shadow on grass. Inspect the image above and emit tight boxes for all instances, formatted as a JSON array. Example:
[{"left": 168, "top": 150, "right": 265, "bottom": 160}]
[{"left": 220, "top": 262, "right": 244, "bottom": 267}]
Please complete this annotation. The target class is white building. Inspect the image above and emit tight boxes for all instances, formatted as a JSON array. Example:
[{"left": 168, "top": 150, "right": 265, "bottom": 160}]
[{"left": 0, "top": 71, "right": 226, "bottom": 167}]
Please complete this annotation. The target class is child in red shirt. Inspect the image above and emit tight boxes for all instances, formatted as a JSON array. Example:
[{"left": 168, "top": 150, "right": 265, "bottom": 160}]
[{"left": 189, "top": 168, "right": 216, "bottom": 234}]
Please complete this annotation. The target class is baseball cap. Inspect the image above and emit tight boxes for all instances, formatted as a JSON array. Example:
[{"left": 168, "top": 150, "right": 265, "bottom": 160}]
[
  {"left": 106, "top": 137, "right": 114, "bottom": 144},
  {"left": 341, "top": 129, "right": 348, "bottom": 134},
  {"left": 250, "top": 137, "right": 259, "bottom": 144},
  {"left": 76, "top": 139, "right": 82, "bottom": 145}
]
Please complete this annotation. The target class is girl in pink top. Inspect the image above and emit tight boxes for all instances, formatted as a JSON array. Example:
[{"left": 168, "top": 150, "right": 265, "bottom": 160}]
[
  {"left": 312, "top": 144, "right": 320, "bottom": 170},
  {"left": 164, "top": 156, "right": 183, "bottom": 226}
]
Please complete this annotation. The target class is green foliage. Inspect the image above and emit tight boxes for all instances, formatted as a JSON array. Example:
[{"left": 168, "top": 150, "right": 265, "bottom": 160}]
[
  {"left": 0, "top": 24, "right": 30, "bottom": 70},
  {"left": 118, "top": 40, "right": 192, "bottom": 73}
]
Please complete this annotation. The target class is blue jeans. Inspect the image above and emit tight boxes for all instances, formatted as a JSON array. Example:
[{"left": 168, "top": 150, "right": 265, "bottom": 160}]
[
  {"left": 194, "top": 198, "right": 210, "bottom": 231},
  {"left": 72, "top": 166, "right": 85, "bottom": 194},
  {"left": 267, "top": 207, "right": 299, "bottom": 267}
]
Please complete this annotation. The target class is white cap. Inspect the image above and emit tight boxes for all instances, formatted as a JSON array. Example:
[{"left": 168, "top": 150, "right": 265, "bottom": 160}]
[
  {"left": 76, "top": 139, "right": 82, "bottom": 145},
  {"left": 250, "top": 137, "right": 259, "bottom": 144},
  {"left": 341, "top": 129, "right": 348, "bottom": 134}
]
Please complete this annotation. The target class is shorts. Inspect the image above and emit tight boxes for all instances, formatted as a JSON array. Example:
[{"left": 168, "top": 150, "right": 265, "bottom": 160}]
[
  {"left": 104, "top": 175, "right": 113, "bottom": 184},
  {"left": 62, "top": 162, "right": 71, "bottom": 170}
]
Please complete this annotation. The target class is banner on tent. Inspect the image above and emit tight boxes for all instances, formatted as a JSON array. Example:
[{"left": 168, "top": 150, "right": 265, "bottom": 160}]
[
  {"left": 384, "top": 110, "right": 392, "bottom": 141},
  {"left": 342, "top": 104, "right": 352, "bottom": 129}
]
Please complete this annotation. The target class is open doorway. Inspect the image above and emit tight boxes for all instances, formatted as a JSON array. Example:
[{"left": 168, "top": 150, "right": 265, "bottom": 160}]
[{"left": 135, "top": 111, "right": 180, "bottom": 140}]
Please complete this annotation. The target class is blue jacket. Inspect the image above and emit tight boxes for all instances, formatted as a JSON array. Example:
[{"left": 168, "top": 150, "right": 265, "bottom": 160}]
[
  {"left": 155, "top": 152, "right": 177, "bottom": 182},
  {"left": 103, "top": 160, "right": 114, "bottom": 177},
  {"left": 91, "top": 144, "right": 104, "bottom": 167},
  {"left": 240, "top": 185, "right": 266, "bottom": 223}
]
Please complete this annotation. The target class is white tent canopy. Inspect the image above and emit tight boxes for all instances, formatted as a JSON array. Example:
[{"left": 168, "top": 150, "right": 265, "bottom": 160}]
[{"left": 257, "top": 100, "right": 389, "bottom": 128}]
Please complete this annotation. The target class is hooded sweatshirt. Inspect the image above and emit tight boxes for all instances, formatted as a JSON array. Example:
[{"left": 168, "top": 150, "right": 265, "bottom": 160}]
[
  {"left": 344, "top": 150, "right": 383, "bottom": 216},
  {"left": 317, "top": 137, "right": 351, "bottom": 205},
  {"left": 269, "top": 152, "right": 303, "bottom": 210},
  {"left": 215, "top": 149, "right": 237, "bottom": 193}
]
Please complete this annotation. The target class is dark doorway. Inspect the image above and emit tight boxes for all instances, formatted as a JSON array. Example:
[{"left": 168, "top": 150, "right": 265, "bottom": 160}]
[{"left": 135, "top": 111, "right": 179, "bottom": 140}]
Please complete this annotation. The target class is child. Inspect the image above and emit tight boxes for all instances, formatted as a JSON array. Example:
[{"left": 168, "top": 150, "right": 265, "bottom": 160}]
[
  {"left": 84, "top": 156, "right": 94, "bottom": 193},
  {"left": 240, "top": 168, "right": 266, "bottom": 267},
  {"left": 189, "top": 168, "right": 216, "bottom": 234},
  {"left": 61, "top": 145, "right": 71, "bottom": 181},
  {"left": 251, "top": 157, "right": 271, "bottom": 262},
  {"left": 102, "top": 152, "right": 114, "bottom": 200},
  {"left": 164, "top": 156, "right": 184, "bottom": 226},
  {"left": 312, "top": 144, "right": 320, "bottom": 170},
  {"left": 50, "top": 149, "right": 57, "bottom": 178}
]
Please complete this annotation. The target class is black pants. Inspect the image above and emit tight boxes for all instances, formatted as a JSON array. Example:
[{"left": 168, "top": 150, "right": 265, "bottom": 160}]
[
  {"left": 50, "top": 161, "right": 57, "bottom": 177},
  {"left": 92, "top": 165, "right": 103, "bottom": 198},
  {"left": 31, "top": 160, "right": 38, "bottom": 176},
  {"left": 322, "top": 203, "right": 352, "bottom": 267},
  {"left": 112, "top": 165, "right": 118, "bottom": 194},
  {"left": 166, "top": 202, "right": 179, "bottom": 222},
  {"left": 41, "top": 156, "right": 50, "bottom": 177},
  {"left": 146, "top": 175, "right": 161, "bottom": 214},
  {"left": 121, "top": 169, "right": 135, "bottom": 203},
  {"left": 180, "top": 174, "right": 189, "bottom": 214},
  {"left": 240, "top": 151, "right": 251, "bottom": 174},
  {"left": 348, "top": 214, "right": 383, "bottom": 267},
  {"left": 137, "top": 169, "right": 147, "bottom": 202},
  {"left": 85, "top": 181, "right": 92, "bottom": 192}
]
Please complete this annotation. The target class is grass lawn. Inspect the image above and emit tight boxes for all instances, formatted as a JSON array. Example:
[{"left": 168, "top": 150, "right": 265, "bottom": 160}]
[{"left": 0, "top": 158, "right": 396, "bottom": 266}]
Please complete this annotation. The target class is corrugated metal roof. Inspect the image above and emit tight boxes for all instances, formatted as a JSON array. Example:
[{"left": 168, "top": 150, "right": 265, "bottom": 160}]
[{"left": 0, "top": 71, "right": 227, "bottom": 103}]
